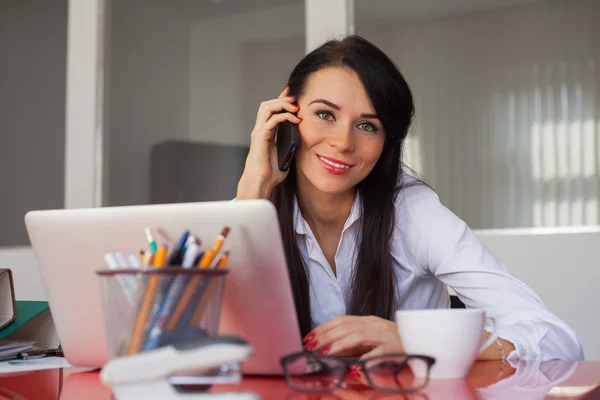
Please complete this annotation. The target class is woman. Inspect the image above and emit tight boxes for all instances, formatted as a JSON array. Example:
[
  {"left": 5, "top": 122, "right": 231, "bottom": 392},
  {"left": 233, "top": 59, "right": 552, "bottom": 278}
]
[{"left": 236, "top": 35, "right": 583, "bottom": 361}]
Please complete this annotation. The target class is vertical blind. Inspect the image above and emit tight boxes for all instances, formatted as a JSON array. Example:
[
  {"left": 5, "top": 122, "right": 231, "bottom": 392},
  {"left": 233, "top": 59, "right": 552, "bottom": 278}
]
[{"left": 374, "top": 0, "right": 600, "bottom": 229}]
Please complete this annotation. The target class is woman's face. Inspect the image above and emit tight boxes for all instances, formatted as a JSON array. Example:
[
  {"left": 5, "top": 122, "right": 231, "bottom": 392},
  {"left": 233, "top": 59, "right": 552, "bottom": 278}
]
[{"left": 295, "top": 67, "right": 385, "bottom": 196}]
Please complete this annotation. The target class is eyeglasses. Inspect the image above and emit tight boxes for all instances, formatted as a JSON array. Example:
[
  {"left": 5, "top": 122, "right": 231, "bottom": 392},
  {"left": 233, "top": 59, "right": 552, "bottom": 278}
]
[{"left": 280, "top": 352, "right": 435, "bottom": 393}]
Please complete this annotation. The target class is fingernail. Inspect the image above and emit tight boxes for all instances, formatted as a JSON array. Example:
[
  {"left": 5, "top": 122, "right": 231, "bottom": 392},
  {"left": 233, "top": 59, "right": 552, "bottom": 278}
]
[
  {"left": 350, "top": 370, "right": 361, "bottom": 379},
  {"left": 349, "top": 364, "right": 359, "bottom": 371},
  {"left": 297, "top": 116, "right": 303, "bottom": 122},
  {"left": 284, "top": 84, "right": 289, "bottom": 91},
  {"left": 304, "top": 341, "right": 317, "bottom": 350},
  {"left": 303, "top": 333, "right": 314, "bottom": 343},
  {"left": 319, "top": 346, "right": 331, "bottom": 355}
]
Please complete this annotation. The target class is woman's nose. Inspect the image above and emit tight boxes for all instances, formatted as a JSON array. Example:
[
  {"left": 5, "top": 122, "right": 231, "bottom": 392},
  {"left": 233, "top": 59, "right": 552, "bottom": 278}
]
[{"left": 327, "top": 125, "right": 355, "bottom": 152}]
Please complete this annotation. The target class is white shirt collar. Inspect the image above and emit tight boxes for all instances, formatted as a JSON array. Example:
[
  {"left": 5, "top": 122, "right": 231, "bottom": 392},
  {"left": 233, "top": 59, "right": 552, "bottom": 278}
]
[{"left": 293, "top": 192, "right": 362, "bottom": 235}]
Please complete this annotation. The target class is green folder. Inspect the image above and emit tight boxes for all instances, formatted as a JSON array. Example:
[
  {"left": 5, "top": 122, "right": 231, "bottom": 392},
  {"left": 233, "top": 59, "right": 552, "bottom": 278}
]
[{"left": 0, "top": 301, "right": 49, "bottom": 339}]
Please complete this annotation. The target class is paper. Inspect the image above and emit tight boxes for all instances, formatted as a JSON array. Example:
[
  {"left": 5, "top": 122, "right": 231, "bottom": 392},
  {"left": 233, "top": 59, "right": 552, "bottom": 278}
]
[
  {"left": 0, "top": 339, "right": 35, "bottom": 357},
  {"left": 0, "top": 356, "right": 71, "bottom": 374}
]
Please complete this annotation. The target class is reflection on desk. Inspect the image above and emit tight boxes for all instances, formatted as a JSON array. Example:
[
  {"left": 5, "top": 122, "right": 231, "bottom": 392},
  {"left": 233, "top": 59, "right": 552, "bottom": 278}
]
[{"left": 0, "top": 360, "right": 599, "bottom": 400}]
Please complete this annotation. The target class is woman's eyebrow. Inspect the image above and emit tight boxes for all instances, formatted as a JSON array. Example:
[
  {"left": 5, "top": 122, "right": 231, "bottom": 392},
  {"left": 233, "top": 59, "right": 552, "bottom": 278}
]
[
  {"left": 309, "top": 98, "right": 340, "bottom": 109},
  {"left": 309, "top": 98, "right": 379, "bottom": 119}
]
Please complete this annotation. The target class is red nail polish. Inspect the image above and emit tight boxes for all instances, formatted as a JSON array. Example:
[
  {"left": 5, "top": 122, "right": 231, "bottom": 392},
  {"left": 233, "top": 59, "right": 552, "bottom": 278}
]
[
  {"left": 319, "top": 346, "right": 331, "bottom": 355},
  {"left": 303, "top": 333, "right": 314, "bottom": 343},
  {"left": 349, "top": 364, "right": 358, "bottom": 371},
  {"left": 350, "top": 370, "right": 361, "bottom": 379},
  {"left": 297, "top": 117, "right": 303, "bottom": 122},
  {"left": 304, "top": 341, "right": 317, "bottom": 350},
  {"left": 284, "top": 84, "right": 289, "bottom": 91}
]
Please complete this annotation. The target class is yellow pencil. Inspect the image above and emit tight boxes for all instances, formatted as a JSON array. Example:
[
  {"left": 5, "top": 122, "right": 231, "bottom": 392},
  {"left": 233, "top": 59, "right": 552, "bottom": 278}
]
[
  {"left": 126, "top": 244, "right": 168, "bottom": 355},
  {"left": 191, "top": 249, "right": 231, "bottom": 325}
]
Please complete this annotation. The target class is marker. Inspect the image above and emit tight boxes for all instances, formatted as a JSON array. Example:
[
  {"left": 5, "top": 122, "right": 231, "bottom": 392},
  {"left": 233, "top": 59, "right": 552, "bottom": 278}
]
[
  {"left": 128, "top": 253, "right": 141, "bottom": 268},
  {"left": 145, "top": 227, "right": 158, "bottom": 254},
  {"left": 104, "top": 252, "right": 137, "bottom": 305},
  {"left": 104, "top": 252, "right": 119, "bottom": 269},
  {"left": 114, "top": 251, "right": 128, "bottom": 268}
]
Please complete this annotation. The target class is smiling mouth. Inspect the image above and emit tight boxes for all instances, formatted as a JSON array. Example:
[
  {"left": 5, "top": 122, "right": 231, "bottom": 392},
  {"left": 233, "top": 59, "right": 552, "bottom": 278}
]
[{"left": 317, "top": 155, "right": 354, "bottom": 169}]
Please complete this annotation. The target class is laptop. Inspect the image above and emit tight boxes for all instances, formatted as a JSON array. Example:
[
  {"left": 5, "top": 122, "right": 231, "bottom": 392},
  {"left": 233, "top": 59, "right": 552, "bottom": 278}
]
[{"left": 24, "top": 199, "right": 302, "bottom": 375}]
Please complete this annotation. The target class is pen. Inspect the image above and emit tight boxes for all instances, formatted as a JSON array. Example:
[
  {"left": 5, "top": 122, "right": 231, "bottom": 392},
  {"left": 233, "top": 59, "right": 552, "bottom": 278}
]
[
  {"left": 14, "top": 348, "right": 64, "bottom": 360},
  {"left": 143, "top": 241, "right": 202, "bottom": 351},
  {"left": 126, "top": 243, "right": 168, "bottom": 355},
  {"left": 145, "top": 227, "right": 158, "bottom": 254},
  {"left": 211, "top": 248, "right": 231, "bottom": 268},
  {"left": 165, "top": 227, "right": 230, "bottom": 332},
  {"left": 166, "top": 230, "right": 190, "bottom": 266}
]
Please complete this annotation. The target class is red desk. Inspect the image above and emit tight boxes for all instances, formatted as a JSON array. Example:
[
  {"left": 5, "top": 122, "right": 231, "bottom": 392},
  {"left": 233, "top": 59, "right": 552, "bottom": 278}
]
[{"left": 0, "top": 360, "right": 599, "bottom": 399}]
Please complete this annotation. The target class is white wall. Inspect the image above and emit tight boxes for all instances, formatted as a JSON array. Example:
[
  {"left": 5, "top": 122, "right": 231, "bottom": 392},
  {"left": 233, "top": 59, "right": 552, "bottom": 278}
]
[
  {"left": 189, "top": 4, "right": 305, "bottom": 146},
  {"left": 105, "top": 0, "right": 191, "bottom": 206}
]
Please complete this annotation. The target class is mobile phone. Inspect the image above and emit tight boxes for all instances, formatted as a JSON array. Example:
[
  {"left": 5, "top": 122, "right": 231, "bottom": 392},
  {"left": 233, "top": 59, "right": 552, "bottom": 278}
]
[{"left": 274, "top": 119, "right": 300, "bottom": 172}]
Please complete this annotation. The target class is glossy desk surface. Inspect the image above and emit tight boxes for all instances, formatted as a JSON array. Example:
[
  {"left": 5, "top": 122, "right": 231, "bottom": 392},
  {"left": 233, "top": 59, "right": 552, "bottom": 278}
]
[{"left": 0, "top": 360, "right": 599, "bottom": 399}]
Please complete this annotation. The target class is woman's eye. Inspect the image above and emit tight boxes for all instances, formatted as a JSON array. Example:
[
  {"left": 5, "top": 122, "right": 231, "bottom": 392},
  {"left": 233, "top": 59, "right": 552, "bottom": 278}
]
[
  {"left": 316, "top": 110, "right": 335, "bottom": 121},
  {"left": 358, "top": 122, "right": 377, "bottom": 132}
]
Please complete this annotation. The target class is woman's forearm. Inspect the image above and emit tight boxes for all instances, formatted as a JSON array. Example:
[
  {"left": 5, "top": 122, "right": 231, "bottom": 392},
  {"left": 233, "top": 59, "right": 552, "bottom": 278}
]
[{"left": 478, "top": 331, "right": 516, "bottom": 360}]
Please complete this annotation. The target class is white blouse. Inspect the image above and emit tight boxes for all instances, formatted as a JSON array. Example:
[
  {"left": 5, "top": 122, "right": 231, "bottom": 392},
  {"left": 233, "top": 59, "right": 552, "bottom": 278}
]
[{"left": 293, "top": 176, "right": 584, "bottom": 361}]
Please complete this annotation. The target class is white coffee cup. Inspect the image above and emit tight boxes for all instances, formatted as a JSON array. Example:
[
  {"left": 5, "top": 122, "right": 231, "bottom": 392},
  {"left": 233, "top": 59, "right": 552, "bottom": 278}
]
[{"left": 395, "top": 309, "right": 498, "bottom": 380}]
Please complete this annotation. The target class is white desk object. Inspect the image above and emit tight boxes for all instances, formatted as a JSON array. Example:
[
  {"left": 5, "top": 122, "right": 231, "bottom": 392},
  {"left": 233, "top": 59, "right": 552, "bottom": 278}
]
[{"left": 100, "top": 336, "right": 258, "bottom": 400}]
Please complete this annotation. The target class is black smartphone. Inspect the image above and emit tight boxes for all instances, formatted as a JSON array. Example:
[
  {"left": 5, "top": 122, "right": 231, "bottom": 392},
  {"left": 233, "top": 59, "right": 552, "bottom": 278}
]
[{"left": 274, "top": 119, "right": 300, "bottom": 172}]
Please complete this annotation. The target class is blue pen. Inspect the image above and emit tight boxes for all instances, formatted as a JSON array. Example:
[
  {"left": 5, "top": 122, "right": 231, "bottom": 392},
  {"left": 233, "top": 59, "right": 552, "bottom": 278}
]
[
  {"left": 143, "top": 241, "right": 201, "bottom": 351},
  {"left": 165, "top": 230, "right": 190, "bottom": 266}
]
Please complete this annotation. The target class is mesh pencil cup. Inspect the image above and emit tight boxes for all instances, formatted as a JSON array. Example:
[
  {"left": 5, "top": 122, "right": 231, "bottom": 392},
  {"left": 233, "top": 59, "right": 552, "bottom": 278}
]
[{"left": 96, "top": 267, "right": 229, "bottom": 359}]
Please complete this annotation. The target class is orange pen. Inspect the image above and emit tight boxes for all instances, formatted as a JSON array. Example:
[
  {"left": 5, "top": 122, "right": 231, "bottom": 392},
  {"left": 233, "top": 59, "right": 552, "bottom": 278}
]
[
  {"left": 126, "top": 244, "right": 168, "bottom": 355},
  {"left": 166, "top": 227, "right": 230, "bottom": 332}
]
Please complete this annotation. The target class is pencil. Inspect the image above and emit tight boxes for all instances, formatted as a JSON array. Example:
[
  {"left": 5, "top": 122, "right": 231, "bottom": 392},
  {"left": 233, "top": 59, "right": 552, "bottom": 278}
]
[
  {"left": 190, "top": 249, "right": 230, "bottom": 325},
  {"left": 165, "top": 227, "right": 230, "bottom": 332},
  {"left": 126, "top": 243, "right": 168, "bottom": 355}
]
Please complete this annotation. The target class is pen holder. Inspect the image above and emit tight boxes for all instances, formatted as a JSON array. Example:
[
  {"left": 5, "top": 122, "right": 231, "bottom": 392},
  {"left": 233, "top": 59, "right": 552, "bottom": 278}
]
[{"left": 96, "top": 268, "right": 229, "bottom": 359}]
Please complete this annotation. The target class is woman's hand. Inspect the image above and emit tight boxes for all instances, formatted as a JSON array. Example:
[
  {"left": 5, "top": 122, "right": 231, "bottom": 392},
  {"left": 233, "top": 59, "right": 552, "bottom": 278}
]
[
  {"left": 236, "top": 86, "right": 302, "bottom": 200},
  {"left": 304, "top": 315, "right": 404, "bottom": 359}
]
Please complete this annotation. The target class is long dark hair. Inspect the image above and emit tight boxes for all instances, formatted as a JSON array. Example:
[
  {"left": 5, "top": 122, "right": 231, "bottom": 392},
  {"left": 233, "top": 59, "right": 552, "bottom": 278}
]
[{"left": 271, "top": 35, "right": 415, "bottom": 337}]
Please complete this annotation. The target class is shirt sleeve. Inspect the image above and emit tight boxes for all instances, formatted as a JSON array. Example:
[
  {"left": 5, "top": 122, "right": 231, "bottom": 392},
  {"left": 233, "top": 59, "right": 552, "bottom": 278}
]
[{"left": 398, "top": 184, "right": 584, "bottom": 361}]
